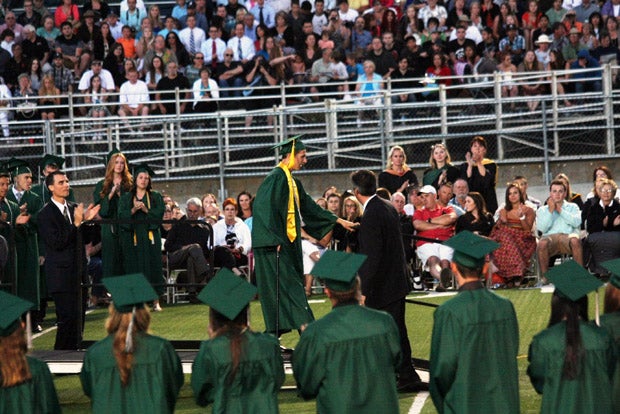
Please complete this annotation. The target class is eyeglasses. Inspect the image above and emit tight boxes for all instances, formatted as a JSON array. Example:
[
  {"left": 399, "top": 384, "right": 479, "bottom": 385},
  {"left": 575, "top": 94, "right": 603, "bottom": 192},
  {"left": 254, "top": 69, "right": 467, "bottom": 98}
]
[
  {"left": 225, "top": 53, "right": 233, "bottom": 56},
  {"left": 601, "top": 189, "right": 614, "bottom": 193}
]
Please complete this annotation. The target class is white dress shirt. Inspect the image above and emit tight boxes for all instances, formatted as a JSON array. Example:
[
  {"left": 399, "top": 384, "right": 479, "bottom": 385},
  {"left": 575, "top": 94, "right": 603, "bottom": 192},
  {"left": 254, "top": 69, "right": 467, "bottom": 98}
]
[
  {"left": 179, "top": 26, "right": 206, "bottom": 55},
  {"left": 78, "top": 69, "right": 116, "bottom": 91},
  {"left": 226, "top": 35, "right": 255, "bottom": 61},
  {"left": 200, "top": 37, "right": 227, "bottom": 65}
]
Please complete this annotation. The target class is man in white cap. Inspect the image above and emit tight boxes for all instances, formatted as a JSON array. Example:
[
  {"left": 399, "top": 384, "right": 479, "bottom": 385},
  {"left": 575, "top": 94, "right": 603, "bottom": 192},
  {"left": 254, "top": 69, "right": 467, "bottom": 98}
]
[{"left": 413, "top": 184, "right": 457, "bottom": 291}]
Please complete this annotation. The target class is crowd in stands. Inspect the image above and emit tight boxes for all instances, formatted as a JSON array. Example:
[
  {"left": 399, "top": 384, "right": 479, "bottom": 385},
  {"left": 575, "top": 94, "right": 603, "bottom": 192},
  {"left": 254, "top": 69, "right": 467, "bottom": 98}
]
[{"left": 0, "top": 0, "right": 615, "bottom": 136}]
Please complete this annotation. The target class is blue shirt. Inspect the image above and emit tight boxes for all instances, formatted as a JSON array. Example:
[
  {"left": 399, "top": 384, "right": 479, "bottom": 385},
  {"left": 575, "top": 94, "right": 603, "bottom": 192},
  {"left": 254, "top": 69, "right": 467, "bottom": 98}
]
[{"left": 536, "top": 200, "right": 581, "bottom": 236}]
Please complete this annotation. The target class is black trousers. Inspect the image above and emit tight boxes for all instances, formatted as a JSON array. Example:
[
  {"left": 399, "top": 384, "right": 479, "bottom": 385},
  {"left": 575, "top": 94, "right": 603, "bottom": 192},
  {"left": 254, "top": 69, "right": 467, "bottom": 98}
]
[
  {"left": 51, "top": 290, "right": 85, "bottom": 350},
  {"left": 380, "top": 298, "right": 419, "bottom": 382}
]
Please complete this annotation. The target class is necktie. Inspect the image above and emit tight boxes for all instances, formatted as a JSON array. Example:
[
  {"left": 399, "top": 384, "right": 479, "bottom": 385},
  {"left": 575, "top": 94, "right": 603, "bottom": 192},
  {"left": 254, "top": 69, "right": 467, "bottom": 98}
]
[
  {"left": 189, "top": 29, "right": 195, "bottom": 54},
  {"left": 63, "top": 205, "right": 71, "bottom": 223},
  {"left": 259, "top": 7, "right": 265, "bottom": 26},
  {"left": 211, "top": 39, "right": 217, "bottom": 68},
  {"left": 16, "top": 192, "right": 22, "bottom": 203},
  {"left": 237, "top": 38, "right": 242, "bottom": 60}
]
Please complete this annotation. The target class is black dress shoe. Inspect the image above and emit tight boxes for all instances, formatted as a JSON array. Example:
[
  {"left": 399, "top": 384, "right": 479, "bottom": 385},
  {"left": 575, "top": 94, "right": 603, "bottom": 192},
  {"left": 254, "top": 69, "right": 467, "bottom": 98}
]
[
  {"left": 32, "top": 324, "right": 43, "bottom": 333},
  {"left": 397, "top": 379, "right": 429, "bottom": 393}
]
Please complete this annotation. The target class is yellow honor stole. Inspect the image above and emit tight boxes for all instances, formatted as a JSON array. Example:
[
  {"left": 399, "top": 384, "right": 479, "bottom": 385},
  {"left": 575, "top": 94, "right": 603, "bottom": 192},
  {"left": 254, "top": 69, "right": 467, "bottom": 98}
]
[
  {"left": 279, "top": 145, "right": 300, "bottom": 243},
  {"left": 133, "top": 192, "right": 154, "bottom": 246}
]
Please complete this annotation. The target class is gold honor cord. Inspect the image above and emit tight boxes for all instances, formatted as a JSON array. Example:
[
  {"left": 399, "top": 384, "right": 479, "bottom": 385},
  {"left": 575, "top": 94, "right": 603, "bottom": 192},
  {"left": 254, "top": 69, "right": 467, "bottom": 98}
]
[{"left": 279, "top": 141, "right": 299, "bottom": 243}]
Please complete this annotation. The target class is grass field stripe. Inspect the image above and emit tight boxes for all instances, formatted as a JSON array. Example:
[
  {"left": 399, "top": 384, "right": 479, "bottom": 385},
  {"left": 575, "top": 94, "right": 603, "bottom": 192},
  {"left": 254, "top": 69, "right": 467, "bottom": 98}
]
[{"left": 408, "top": 391, "right": 429, "bottom": 414}]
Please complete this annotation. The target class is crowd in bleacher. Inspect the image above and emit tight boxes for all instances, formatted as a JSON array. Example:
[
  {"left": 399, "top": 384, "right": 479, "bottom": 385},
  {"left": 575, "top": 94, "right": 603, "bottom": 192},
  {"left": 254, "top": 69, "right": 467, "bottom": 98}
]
[{"left": 0, "top": 0, "right": 614, "bottom": 136}]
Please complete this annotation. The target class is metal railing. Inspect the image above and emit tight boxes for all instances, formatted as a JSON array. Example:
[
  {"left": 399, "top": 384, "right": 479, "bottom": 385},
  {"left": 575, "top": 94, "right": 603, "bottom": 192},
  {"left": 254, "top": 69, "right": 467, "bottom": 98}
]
[{"left": 3, "top": 65, "right": 615, "bottom": 185}]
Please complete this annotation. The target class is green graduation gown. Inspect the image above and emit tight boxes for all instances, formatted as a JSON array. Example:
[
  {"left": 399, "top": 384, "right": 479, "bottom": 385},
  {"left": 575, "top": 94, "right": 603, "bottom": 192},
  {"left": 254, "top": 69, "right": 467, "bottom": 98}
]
[
  {"left": 600, "top": 312, "right": 620, "bottom": 411},
  {"left": 93, "top": 180, "right": 126, "bottom": 279},
  {"left": 191, "top": 330, "right": 284, "bottom": 413},
  {"left": 0, "top": 356, "right": 61, "bottom": 414},
  {"left": 252, "top": 166, "right": 337, "bottom": 333},
  {"left": 528, "top": 320, "right": 616, "bottom": 414},
  {"left": 31, "top": 183, "right": 75, "bottom": 205},
  {"left": 429, "top": 281, "right": 520, "bottom": 414},
  {"left": 0, "top": 197, "right": 20, "bottom": 287},
  {"left": 80, "top": 332, "right": 184, "bottom": 414},
  {"left": 7, "top": 188, "right": 42, "bottom": 309},
  {"left": 293, "top": 302, "right": 401, "bottom": 414},
  {"left": 118, "top": 190, "right": 165, "bottom": 294}
]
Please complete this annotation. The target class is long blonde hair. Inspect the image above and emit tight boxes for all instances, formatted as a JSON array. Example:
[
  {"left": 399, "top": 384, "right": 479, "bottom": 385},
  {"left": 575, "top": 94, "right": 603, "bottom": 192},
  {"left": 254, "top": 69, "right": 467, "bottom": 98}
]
[
  {"left": 0, "top": 324, "right": 31, "bottom": 388},
  {"left": 105, "top": 305, "right": 151, "bottom": 387},
  {"left": 386, "top": 145, "right": 409, "bottom": 170},
  {"left": 428, "top": 143, "right": 453, "bottom": 169}
]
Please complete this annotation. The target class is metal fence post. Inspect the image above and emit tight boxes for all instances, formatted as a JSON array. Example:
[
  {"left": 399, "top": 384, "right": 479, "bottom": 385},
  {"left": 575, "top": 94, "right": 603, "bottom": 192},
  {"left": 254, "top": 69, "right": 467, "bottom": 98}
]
[
  {"left": 493, "top": 72, "right": 504, "bottom": 160},
  {"left": 216, "top": 116, "right": 226, "bottom": 199},
  {"left": 603, "top": 64, "right": 614, "bottom": 155},
  {"left": 541, "top": 100, "right": 550, "bottom": 186},
  {"left": 326, "top": 99, "right": 337, "bottom": 170},
  {"left": 439, "top": 85, "right": 448, "bottom": 138}
]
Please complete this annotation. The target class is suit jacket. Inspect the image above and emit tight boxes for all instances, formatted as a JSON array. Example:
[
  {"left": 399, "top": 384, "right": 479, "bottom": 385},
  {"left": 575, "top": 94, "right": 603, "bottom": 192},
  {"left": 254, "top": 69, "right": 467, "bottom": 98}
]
[
  {"left": 357, "top": 195, "right": 410, "bottom": 309},
  {"left": 37, "top": 201, "right": 86, "bottom": 294}
]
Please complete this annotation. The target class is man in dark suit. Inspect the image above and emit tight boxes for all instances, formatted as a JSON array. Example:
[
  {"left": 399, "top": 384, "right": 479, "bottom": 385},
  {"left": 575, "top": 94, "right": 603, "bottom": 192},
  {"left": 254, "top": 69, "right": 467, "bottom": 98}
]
[
  {"left": 37, "top": 170, "right": 100, "bottom": 350},
  {"left": 351, "top": 169, "right": 424, "bottom": 392}
]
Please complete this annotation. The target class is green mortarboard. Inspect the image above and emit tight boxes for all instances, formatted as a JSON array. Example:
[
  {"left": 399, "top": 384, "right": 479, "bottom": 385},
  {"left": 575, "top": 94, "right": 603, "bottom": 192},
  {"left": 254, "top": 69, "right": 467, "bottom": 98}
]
[
  {"left": 38, "top": 154, "right": 65, "bottom": 169},
  {"left": 600, "top": 259, "right": 620, "bottom": 289},
  {"left": 0, "top": 290, "right": 33, "bottom": 336},
  {"left": 104, "top": 147, "right": 122, "bottom": 167},
  {"left": 310, "top": 250, "right": 367, "bottom": 292},
  {"left": 272, "top": 135, "right": 306, "bottom": 155},
  {"left": 545, "top": 260, "right": 603, "bottom": 301},
  {"left": 197, "top": 268, "right": 257, "bottom": 320},
  {"left": 102, "top": 273, "right": 158, "bottom": 313},
  {"left": 443, "top": 231, "right": 499, "bottom": 268},
  {"left": 4, "top": 157, "right": 32, "bottom": 176},
  {"left": 132, "top": 163, "right": 155, "bottom": 177}
]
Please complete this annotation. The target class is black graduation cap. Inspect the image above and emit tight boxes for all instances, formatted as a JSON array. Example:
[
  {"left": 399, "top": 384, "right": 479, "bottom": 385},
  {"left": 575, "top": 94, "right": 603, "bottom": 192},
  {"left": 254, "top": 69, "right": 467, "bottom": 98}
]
[
  {"left": 38, "top": 154, "right": 65, "bottom": 169},
  {"left": 4, "top": 157, "right": 32, "bottom": 176},
  {"left": 132, "top": 163, "right": 155, "bottom": 177},
  {"left": 104, "top": 147, "right": 122, "bottom": 167}
]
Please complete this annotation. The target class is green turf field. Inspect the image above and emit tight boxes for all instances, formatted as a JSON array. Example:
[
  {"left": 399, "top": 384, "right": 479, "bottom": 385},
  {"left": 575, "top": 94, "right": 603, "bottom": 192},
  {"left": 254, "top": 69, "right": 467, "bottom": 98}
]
[{"left": 33, "top": 288, "right": 605, "bottom": 413}]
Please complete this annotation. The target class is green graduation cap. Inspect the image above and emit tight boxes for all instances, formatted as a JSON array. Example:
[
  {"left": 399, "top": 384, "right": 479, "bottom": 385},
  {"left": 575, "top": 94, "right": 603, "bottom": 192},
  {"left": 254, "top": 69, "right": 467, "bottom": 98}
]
[
  {"left": 102, "top": 273, "right": 159, "bottom": 313},
  {"left": 0, "top": 290, "right": 34, "bottom": 336},
  {"left": 545, "top": 260, "right": 603, "bottom": 301},
  {"left": 132, "top": 163, "right": 155, "bottom": 177},
  {"left": 4, "top": 157, "right": 32, "bottom": 176},
  {"left": 443, "top": 230, "right": 499, "bottom": 269},
  {"left": 38, "top": 154, "right": 65, "bottom": 169},
  {"left": 104, "top": 147, "right": 122, "bottom": 167},
  {"left": 310, "top": 250, "right": 367, "bottom": 292},
  {"left": 197, "top": 268, "right": 257, "bottom": 320},
  {"left": 272, "top": 135, "right": 306, "bottom": 155},
  {"left": 600, "top": 259, "right": 620, "bottom": 289}
]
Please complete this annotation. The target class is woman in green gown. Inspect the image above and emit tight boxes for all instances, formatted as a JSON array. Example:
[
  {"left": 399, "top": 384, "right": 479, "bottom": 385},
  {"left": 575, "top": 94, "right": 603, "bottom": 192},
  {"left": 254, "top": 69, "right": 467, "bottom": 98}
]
[
  {"left": 118, "top": 164, "right": 165, "bottom": 311},
  {"left": 0, "top": 291, "right": 60, "bottom": 414},
  {"left": 191, "top": 268, "right": 284, "bottom": 413},
  {"left": 81, "top": 274, "right": 183, "bottom": 414},
  {"left": 92, "top": 149, "right": 133, "bottom": 301}
]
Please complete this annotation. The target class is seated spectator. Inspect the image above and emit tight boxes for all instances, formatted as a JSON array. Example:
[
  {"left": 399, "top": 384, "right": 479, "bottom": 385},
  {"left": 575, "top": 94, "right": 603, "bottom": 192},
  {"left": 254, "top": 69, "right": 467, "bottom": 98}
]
[
  {"left": 563, "top": 27, "right": 585, "bottom": 65},
  {"left": 120, "top": 0, "right": 142, "bottom": 33},
  {"left": 555, "top": 172, "right": 584, "bottom": 211},
  {"left": 117, "top": 25, "right": 137, "bottom": 59},
  {"left": 424, "top": 52, "right": 452, "bottom": 98},
  {"left": 148, "top": 5, "right": 164, "bottom": 34},
  {"left": 84, "top": 74, "right": 111, "bottom": 139},
  {"left": 518, "top": 50, "right": 546, "bottom": 112},
  {"left": 55, "top": 0, "right": 80, "bottom": 29},
  {"left": 33, "top": 0, "right": 50, "bottom": 21},
  {"left": 250, "top": 0, "right": 275, "bottom": 29},
  {"left": 212, "top": 198, "right": 252, "bottom": 273},
  {"left": 166, "top": 31, "right": 192, "bottom": 68},
  {"left": 521, "top": 0, "right": 542, "bottom": 51},
  {"left": 46, "top": 51, "right": 74, "bottom": 110},
  {"left": 273, "top": 11, "right": 295, "bottom": 51},
  {"left": 0, "top": 77, "right": 10, "bottom": 139},
  {"left": 118, "top": 67, "right": 149, "bottom": 131},
  {"left": 214, "top": 48, "right": 245, "bottom": 102},
  {"left": 143, "top": 35, "right": 177, "bottom": 75},
  {"left": 158, "top": 16, "right": 179, "bottom": 41},
  {"left": 447, "top": 23, "right": 476, "bottom": 67},
  {"left": 534, "top": 34, "right": 551, "bottom": 67},
  {"left": 103, "top": 43, "right": 126, "bottom": 89},
  {"left": 54, "top": 21, "right": 89, "bottom": 77},
  {"left": 21, "top": 24, "right": 51, "bottom": 72},
  {"left": 82, "top": 0, "right": 111, "bottom": 23},
  {"left": 144, "top": 55, "right": 164, "bottom": 91},
  {"left": 570, "top": 49, "right": 602, "bottom": 96},
  {"left": 490, "top": 182, "right": 536, "bottom": 286},
  {"left": 449, "top": 178, "right": 469, "bottom": 215},
  {"left": 106, "top": 12, "right": 123, "bottom": 40},
  {"left": 547, "top": 49, "right": 572, "bottom": 107},
  {"left": 154, "top": 61, "right": 190, "bottom": 115},
  {"left": 366, "top": 36, "right": 397, "bottom": 77},
  {"left": 192, "top": 66, "right": 219, "bottom": 113},
  {"left": 26, "top": 58, "right": 43, "bottom": 91},
  {"left": 390, "top": 57, "right": 418, "bottom": 115},
  {"left": 531, "top": 14, "right": 553, "bottom": 45},
  {"left": 172, "top": 0, "right": 188, "bottom": 22},
  {"left": 37, "top": 74, "right": 60, "bottom": 122},
  {"left": 201, "top": 25, "right": 226, "bottom": 68},
  {"left": 135, "top": 25, "right": 155, "bottom": 61},
  {"left": 227, "top": 22, "right": 255, "bottom": 64},
  {"left": 37, "top": 15, "right": 61, "bottom": 47},
  {"left": 545, "top": 0, "right": 566, "bottom": 25},
  {"left": 438, "top": 182, "right": 465, "bottom": 216},
  {"left": 499, "top": 24, "right": 524, "bottom": 66},
  {"left": 164, "top": 198, "right": 212, "bottom": 300},
  {"left": 179, "top": 15, "right": 206, "bottom": 56},
  {"left": 586, "top": 166, "right": 620, "bottom": 200},
  {"left": 5, "top": 43, "right": 27, "bottom": 90},
  {"left": 354, "top": 59, "right": 383, "bottom": 124},
  {"left": 78, "top": 10, "right": 105, "bottom": 62},
  {"left": 419, "top": 0, "right": 448, "bottom": 29},
  {"left": 413, "top": 185, "right": 457, "bottom": 291},
  {"left": 582, "top": 178, "right": 620, "bottom": 275},
  {"left": 536, "top": 179, "right": 583, "bottom": 281},
  {"left": 78, "top": 59, "right": 115, "bottom": 94}
]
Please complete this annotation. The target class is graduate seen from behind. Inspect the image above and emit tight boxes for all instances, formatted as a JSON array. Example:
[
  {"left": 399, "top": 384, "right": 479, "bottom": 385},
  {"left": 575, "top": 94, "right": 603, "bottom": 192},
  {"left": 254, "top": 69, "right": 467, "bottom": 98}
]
[
  {"left": 599, "top": 258, "right": 620, "bottom": 409},
  {"left": 527, "top": 260, "right": 616, "bottom": 414},
  {"left": 191, "top": 268, "right": 284, "bottom": 413},
  {"left": 0, "top": 291, "right": 60, "bottom": 414},
  {"left": 80, "top": 274, "right": 184, "bottom": 414},
  {"left": 429, "top": 231, "right": 520, "bottom": 414},
  {"left": 293, "top": 250, "right": 402, "bottom": 413}
]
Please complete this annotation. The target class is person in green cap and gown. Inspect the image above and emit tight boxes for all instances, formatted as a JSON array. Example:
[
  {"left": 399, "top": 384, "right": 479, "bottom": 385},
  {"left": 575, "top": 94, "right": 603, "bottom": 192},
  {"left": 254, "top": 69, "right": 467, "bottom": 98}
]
[
  {"left": 0, "top": 291, "right": 60, "bottom": 414},
  {"left": 293, "top": 250, "right": 401, "bottom": 413},
  {"left": 600, "top": 258, "right": 620, "bottom": 411},
  {"left": 528, "top": 260, "right": 616, "bottom": 414},
  {"left": 0, "top": 168, "right": 28, "bottom": 290},
  {"left": 31, "top": 154, "right": 76, "bottom": 204},
  {"left": 430, "top": 230, "right": 520, "bottom": 414},
  {"left": 118, "top": 164, "right": 165, "bottom": 311},
  {"left": 4, "top": 159, "right": 42, "bottom": 322},
  {"left": 191, "top": 268, "right": 284, "bottom": 413},
  {"left": 93, "top": 149, "right": 133, "bottom": 285},
  {"left": 80, "top": 273, "right": 184, "bottom": 414},
  {"left": 252, "top": 136, "right": 357, "bottom": 334}
]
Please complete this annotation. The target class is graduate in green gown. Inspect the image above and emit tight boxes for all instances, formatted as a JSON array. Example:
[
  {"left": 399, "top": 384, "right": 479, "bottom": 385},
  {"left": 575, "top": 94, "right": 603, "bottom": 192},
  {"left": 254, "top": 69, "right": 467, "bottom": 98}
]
[
  {"left": 600, "top": 259, "right": 620, "bottom": 412},
  {"left": 92, "top": 149, "right": 133, "bottom": 285},
  {"left": 118, "top": 164, "right": 165, "bottom": 310},
  {"left": 430, "top": 231, "right": 520, "bottom": 414},
  {"left": 527, "top": 260, "right": 616, "bottom": 414},
  {"left": 0, "top": 291, "right": 60, "bottom": 414},
  {"left": 4, "top": 159, "right": 42, "bottom": 310},
  {"left": 80, "top": 274, "right": 184, "bottom": 414},
  {"left": 252, "top": 136, "right": 357, "bottom": 334},
  {"left": 31, "top": 154, "right": 76, "bottom": 204},
  {"left": 191, "top": 268, "right": 284, "bottom": 413},
  {"left": 293, "top": 250, "right": 401, "bottom": 413},
  {"left": 0, "top": 168, "right": 28, "bottom": 289}
]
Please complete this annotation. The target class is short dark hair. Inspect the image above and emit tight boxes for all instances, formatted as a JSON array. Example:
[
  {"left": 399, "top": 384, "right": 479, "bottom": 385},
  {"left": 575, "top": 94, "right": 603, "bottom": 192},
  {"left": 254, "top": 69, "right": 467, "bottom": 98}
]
[
  {"left": 470, "top": 135, "right": 487, "bottom": 149},
  {"left": 350, "top": 170, "right": 377, "bottom": 196},
  {"left": 45, "top": 170, "right": 65, "bottom": 190}
]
